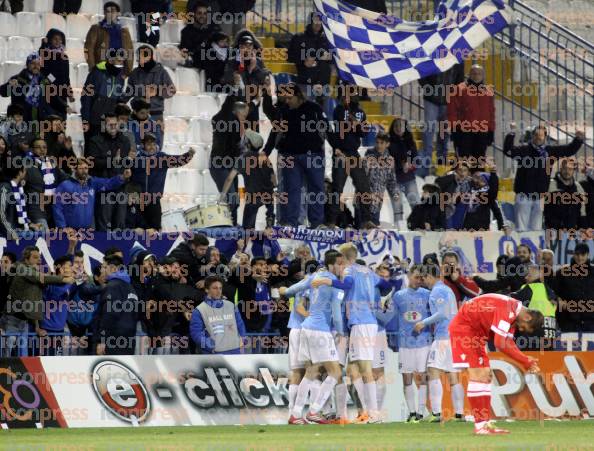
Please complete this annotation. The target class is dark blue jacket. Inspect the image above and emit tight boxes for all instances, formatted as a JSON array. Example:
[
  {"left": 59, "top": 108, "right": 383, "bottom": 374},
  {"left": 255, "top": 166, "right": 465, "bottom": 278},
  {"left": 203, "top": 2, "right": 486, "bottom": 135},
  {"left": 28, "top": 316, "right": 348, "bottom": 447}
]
[
  {"left": 40, "top": 283, "right": 75, "bottom": 332},
  {"left": 189, "top": 297, "right": 246, "bottom": 354},
  {"left": 53, "top": 175, "right": 125, "bottom": 228},
  {"left": 96, "top": 270, "right": 138, "bottom": 338},
  {"left": 68, "top": 281, "right": 103, "bottom": 328},
  {"left": 80, "top": 64, "right": 126, "bottom": 127},
  {"left": 131, "top": 148, "right": 193, "bottom": 194}
]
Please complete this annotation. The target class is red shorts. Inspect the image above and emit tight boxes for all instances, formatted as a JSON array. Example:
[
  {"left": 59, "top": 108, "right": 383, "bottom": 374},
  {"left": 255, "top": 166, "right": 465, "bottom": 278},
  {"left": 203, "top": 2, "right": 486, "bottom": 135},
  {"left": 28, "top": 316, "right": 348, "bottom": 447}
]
[{"left": 449, "top": 324, "right": 489, "bottom": 369}]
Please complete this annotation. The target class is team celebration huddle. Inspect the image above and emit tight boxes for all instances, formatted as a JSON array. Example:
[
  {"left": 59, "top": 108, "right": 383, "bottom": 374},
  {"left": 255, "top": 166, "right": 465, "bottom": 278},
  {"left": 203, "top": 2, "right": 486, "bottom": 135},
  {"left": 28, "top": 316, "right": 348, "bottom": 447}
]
[{"left": 281, "top": 243, "right": 543, "bottom": 435}]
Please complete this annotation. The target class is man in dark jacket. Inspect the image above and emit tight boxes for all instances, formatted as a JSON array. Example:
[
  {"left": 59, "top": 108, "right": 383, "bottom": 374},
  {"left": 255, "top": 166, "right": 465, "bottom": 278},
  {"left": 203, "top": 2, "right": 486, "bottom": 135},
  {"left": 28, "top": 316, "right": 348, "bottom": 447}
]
[
  {"left": 148, "top": 255, "right": 200, "bottom": 354},
  {"left": 503, "top": 122, "right": 584, "bottom": 231},
  {"left": 544, "top": 158, "right": 587, "bottom": 230},
  {"left": 180, "top": 1, "right": 222, "bottom": 69},
  {"left": 461, "top": 171, "right": 505, "bottom": 231},
  {"left": 80, "top": 54, "right": 127, "bottom": 144},
  {"left": 554, "top": 243, "right": 594, "bottom": 333},
  {"left": 85, "top": 113, "right": 132, "bottom": 231},
  {"left": 95, "top": 254, "right": 139, "bottom": 356},
  {"left": 131, "top": 133, "right": 195, "bottom": 229},
  {"left": 223, "top": 31, "right": 268, "bottom": 90},
  {"left": 169, "top": 233, "right": 210, "bottom": 286},
  {"left": 39, "top": 28, "right": 73, "bottom": 120},
  {"left": 274, "top": 83, "right": 337, "bottom": 228},
  {"left": 407, "top": 183, "right": 445, "bottom": 231},
  {"left": 130, "top": 0, "right": 169, "bottom": 47},
  {"left": 473, "top": 244, "right": 533, "bottom": 295},
  {"left": 417, "top": 63, "right": 464, "bottom": 177},
  {"left": 124, "top": 45, "right": 176, "bottom": 126},
  {"left": 210, "top": 97, "right": 254, "bottom": 225},
  {"left": 24, "top": 138, "right": 68, "bottom": 230},
  {"left": 288, "top": 12, "right": 332, "bottom": 96},
  {"left": 435, "top": 161, "right": 471, "bottom": 227},
  {"left": 327, "top": 94, "right": 373, "bottom": 228}
]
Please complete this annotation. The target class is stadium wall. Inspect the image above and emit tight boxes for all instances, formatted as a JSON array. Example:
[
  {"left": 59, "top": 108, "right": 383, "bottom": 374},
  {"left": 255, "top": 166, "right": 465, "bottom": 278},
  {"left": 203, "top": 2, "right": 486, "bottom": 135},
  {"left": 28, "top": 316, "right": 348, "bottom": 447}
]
[{"left": 1, "top": 352, "right": 594, "bottom": 429}]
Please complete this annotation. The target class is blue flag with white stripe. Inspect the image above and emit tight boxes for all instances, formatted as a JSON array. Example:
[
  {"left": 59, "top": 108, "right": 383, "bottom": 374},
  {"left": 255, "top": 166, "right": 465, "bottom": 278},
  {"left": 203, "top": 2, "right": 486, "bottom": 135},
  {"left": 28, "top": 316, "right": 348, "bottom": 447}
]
[{"left": 314, "top": 0, "right": 512, "bottom": 88}]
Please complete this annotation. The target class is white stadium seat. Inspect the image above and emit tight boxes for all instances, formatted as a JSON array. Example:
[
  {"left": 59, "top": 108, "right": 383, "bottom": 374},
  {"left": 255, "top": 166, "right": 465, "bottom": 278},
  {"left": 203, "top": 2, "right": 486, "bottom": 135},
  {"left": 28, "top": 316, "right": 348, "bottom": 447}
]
[
  {"left": 155, "top": 43, "right": 184, "bottom": 70},
  {"left": 160, "top": 19, "right": 183, "bottom": 44},
  {"left": 0, "top": 96, "right": 10, "bottom": 115},
  {"left": 2, "top": 61, "right": 24, "bottom": 79},
  {"left": 42, "top": 13, "right": 67, "bottom": 36},
  {"left": 24, "top": 0, "right": 52, "bottom": 13},
  {"left": 66, "top": 114, "right": 84, "bottom": 143},
  {"left": 167, "top": 96, "right": 203, "bottom": 118},
  {"left": 16, "top": 12, "right": 43, "bottom": 38},
  {"left": 69, "top": 62, "right": 79, "bottom": 88},
  {"left": 0, "top": 38, "right": 6, "bottom": 63},
  {"left": 66, "top": 14, "right": 92, "bottom": 40},
  {"left": 77, "top": 63, "right": 89, "bottom": 88},
  {"left": 0, "top": 13, "right": 16, "bottom": 37},
  {"left": 176, "top": 67, "right": 201, "bottom": 95},
  {"left": 188, "top": 118, "right": 213, "bottom": 144},
  {"left": 80, "top": 0, "right": 102, "bottom": 15},
  {"left": 195, "top": 95, "right": 219, "bottom": 119},
  {"left": 6, "top": 37, "right": 34, "bottom": 63},
  {"left": 66, "top": 38, "right": 86, "bottom": 65},
  {"left": 163, "top": 66, "right": 178, "bottom": 90},
  {"left": 164, "top": 117, "right": 189, "bottom": 143}
]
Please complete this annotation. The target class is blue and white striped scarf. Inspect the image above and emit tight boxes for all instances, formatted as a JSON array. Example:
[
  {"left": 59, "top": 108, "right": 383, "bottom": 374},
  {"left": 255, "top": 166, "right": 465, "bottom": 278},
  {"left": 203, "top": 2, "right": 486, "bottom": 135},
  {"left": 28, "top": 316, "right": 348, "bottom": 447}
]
[{"left": 10, "top": 180, "right": 29, "bottom": 230}]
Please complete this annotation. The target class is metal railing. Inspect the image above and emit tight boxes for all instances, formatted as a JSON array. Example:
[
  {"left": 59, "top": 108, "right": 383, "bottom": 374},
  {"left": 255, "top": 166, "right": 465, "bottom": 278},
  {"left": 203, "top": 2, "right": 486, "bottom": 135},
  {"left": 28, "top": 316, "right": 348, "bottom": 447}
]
[{"left": 251, "top": 0, "right": 594, "bottom": 173}]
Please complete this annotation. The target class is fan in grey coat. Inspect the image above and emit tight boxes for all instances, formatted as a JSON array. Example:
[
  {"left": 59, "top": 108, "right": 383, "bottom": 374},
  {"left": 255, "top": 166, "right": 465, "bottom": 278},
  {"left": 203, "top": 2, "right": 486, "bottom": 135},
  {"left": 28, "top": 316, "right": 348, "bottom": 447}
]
[{"left": 123, "top": 45, "right": 176, "bottom": 122}]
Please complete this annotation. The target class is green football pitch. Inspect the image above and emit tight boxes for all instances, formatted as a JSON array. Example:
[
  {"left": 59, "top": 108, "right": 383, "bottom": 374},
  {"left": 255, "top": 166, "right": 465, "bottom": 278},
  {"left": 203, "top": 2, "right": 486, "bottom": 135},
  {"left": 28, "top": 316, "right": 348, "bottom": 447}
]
[{"left": 2, "top": 421, "right": 593, "bottom": 450}]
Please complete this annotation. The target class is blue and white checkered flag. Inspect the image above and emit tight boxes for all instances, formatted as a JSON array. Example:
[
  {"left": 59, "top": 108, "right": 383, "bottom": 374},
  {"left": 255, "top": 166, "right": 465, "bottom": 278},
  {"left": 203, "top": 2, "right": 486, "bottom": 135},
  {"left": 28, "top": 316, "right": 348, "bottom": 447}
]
[{"left": 315, "top": 0, "right": 512, "bottom": 88}]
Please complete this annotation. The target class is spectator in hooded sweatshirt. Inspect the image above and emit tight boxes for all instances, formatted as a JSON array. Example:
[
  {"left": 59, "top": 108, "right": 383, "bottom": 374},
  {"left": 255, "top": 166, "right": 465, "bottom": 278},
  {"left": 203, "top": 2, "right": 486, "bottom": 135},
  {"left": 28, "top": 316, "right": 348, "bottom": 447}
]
[
  {"left": 131, "top": 133, "right": 195, "bottom": 229},
  {"left": 503, "top": 122, "right": 584, "bottom": 232},
  {"left": 288, "top": 12, "right": 332, "bottom": 100},
  {"left": 53, "top": 158, "right": 131, "bottom": 229},
  {"left": 180, "top": 1, "right": 222, "bottom": 70},
  {"left": 126, "top": 98, "right": 163, "bottom": 151},
  {"left": 407, "top": 183, "right": 446, "bottom": 231},
  {"left": 544, "top": 158, "right": 588, "bottom": 230},
  {"left": 0, "top": 53, "right": 49, "bottom": 123},
  {"left": 84, "top": 1, "right": 134, "bottom": 75},
  {"left": 389, "top": 117, "right": 420, "bottom": 227},
  {"left": 38, "top": 255, "right": 75, "bottom": 355},
  {"left": 363, "top": 132, "right": 398, "bottom": 226},
  {"left": 24, "top": 137, "right": 68, "bottom": 230},
  {"left": 0, "top": 104, "right": 34, "bottom": 154},
  {"left": 447, "top": 65, "right": 495, "bottom": 159},
  {"left": 190, "top": 275, "right": 246, "bottom": 355},
  {"left": 124, "top": 45, "right": 176, "bottom": 128},
  {"left": 80, "top": 54, "right": 127, "bottom": 143},
  {"left": 85, "top": 113, "right": 132, "bottom": 231},
  {"left": 95, "top": 254, "right": 139, "bottom": 356},
  {"left": 39, "top": 28, "right": 74, "bottom": 119}
]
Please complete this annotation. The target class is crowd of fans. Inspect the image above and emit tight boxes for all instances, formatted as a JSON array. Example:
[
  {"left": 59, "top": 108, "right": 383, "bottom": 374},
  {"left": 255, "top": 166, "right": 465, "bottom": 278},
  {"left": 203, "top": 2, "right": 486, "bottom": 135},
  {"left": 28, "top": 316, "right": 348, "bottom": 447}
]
[
  {"left": 0, "top": 229, "right": 592, "bottom": 357},
  {"left": 0, "top": 1, "right": 590, "bottom": 236}
]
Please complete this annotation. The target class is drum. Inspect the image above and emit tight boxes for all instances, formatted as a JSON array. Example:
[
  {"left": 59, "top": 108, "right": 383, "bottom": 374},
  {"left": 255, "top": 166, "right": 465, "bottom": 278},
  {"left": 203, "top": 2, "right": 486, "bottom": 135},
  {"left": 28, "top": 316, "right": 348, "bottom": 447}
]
[
  {"left": 161, "top": 209, "right": 188, "bottom": 232},
  {"left": 184, "top": 204, "right": 232, "bottom": 229}
]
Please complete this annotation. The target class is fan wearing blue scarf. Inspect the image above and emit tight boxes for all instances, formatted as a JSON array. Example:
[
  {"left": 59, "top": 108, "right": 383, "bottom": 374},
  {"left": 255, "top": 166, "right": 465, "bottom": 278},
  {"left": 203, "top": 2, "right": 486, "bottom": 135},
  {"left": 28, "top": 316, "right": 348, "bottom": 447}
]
[{"left": 84, "top": 1, "right": 134, "bottom": 75}]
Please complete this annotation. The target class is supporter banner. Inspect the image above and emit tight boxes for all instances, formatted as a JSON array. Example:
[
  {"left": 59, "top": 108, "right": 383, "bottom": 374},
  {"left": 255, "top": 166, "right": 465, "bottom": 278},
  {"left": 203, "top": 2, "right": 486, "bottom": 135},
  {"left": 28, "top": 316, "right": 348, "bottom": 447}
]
[
  {"left": 1, "top": 352, "right": 593, "bottom": 428},
  {"left": 0, "top": 229, "right": 592, "bottom": 275}
]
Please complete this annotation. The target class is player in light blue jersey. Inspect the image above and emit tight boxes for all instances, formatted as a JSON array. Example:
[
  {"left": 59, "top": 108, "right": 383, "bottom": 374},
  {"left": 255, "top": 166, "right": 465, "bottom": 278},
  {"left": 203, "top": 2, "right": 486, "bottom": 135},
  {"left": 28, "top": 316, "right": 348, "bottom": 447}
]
[
  {"left": 377, "top": 265, "right": 431, "bottom": 423},
  {"left": 312, "top": 243, "right": 383, "bottom": 423},
  {"left": 279, "top": 260, "right": 320, "bottom": 423},
  {"left": 414, "top": 263, "right": 465, "bottom": 423},
  {"left": 286, "top": 251, "right": 347, "bottom": 425}
]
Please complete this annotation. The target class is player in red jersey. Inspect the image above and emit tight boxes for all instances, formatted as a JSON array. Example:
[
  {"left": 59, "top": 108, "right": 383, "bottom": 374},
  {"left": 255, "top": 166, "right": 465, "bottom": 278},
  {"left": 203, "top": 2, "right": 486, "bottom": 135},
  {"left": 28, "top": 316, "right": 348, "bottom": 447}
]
[{"left": 448, "top": 293, "right": 544, "bottom": 435}]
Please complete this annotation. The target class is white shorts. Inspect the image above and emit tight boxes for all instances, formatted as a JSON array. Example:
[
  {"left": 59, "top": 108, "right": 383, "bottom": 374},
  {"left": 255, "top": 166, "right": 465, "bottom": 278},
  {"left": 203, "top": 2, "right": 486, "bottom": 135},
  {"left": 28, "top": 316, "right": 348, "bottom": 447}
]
[
  {"left": 348, "top": 323, "right": 378, "bottom": 362},
  {"left": 298, "top": 329, "right": 338, "bottom": 364},
  {"left": 398, "top": 345, "right": 430, "bottom": 374},
  {"left": 372, "top": 330, "right": 388, "bottom": 369},
  {"left": 288, "top": 328, "right": 304, "bottom": 369},
  {"left": 335, "top": 333, "right": 349, "bottom": 367},
  {"left": 426, "top": 339, "right": 459, "bottom": 373}
]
